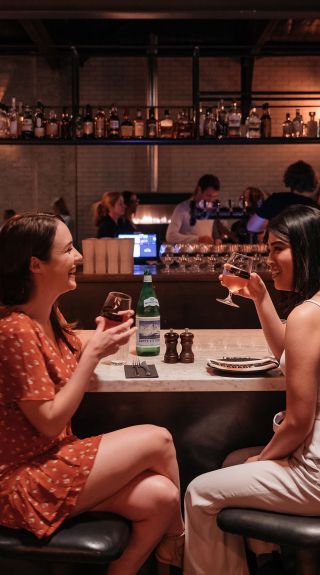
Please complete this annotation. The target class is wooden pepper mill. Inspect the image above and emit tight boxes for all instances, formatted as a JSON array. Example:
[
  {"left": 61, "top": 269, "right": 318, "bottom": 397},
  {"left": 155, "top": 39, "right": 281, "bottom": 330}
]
[
  {"left": 164, "top": 328, "right": 179, "bottom": 363},
  {"left": 179, "top": 328, "right": 194, "bottom": 363}
]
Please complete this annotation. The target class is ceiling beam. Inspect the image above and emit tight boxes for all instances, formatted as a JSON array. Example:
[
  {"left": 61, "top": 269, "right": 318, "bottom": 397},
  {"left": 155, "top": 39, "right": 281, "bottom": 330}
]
[
  {"left": 19, "top": 19, "right": 59, "bottom": 68},
  {"left": 251, "top": 19, "right": 281, "bottom": 55},
  {"left": 1, "top": 1, "right": 320, "bottom": 20}
]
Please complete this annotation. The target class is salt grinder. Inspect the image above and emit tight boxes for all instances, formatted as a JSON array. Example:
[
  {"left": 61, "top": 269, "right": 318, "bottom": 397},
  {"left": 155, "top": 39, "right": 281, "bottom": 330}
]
[
  {"left": 179, "top": 328, "right": 194, "bottom": 363},
  {"left": 164, "top": 328, "right": 179, "bottom": 363}
]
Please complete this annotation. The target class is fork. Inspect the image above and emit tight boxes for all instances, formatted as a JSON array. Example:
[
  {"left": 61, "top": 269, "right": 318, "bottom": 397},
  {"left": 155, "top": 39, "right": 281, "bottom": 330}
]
[{"left": 132, "top": 358, "right": 141, "bottom": 375}]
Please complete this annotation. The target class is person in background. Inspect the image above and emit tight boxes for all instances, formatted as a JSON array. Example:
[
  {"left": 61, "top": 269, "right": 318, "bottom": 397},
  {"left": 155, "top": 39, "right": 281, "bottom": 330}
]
[
  {"left": 185, "top": 205, "right": 320, "bottom": 575},
  {"left": 166, "top": 174, "right": 235, "bottom": 244},
  {"left": 0, "top": 213, "right": 184, "bottom": 575},
  {"left": 52, "top": 197, "right": 74, "bottom": 239},
  {"left": 2, "top": 208, "right": 16, "bottom": 223},
  {"left": 94, "top": 192, "right": 136, "bottom": 238},
  {"left": 247, "top": 160, "right": 318, "bottom": 235},
  {"left": 231, "top": 186, "right": 267, "bottom": 244},
  {"left": 122, "top": 190, "right": 140, "bottom": 231}
]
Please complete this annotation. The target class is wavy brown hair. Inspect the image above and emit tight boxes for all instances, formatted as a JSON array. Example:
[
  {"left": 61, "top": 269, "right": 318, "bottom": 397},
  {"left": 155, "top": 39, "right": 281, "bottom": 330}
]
[{"left": 0, "top": 213, "right": 76, "bottom": 352}]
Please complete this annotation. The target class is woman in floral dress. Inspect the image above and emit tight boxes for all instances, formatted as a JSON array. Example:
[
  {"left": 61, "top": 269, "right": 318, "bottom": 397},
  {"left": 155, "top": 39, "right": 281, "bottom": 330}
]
[{"left": 0, "top": 213, "right": 184, "bottom": 575}]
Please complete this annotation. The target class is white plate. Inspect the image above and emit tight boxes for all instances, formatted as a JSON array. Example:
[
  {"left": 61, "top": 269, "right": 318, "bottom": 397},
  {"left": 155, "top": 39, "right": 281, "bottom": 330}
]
[{"left": 207, "top": 356, "right": 280, "bottom": 374}]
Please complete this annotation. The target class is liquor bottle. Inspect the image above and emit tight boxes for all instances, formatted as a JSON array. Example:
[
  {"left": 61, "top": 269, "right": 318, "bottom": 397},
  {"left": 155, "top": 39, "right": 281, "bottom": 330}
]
[
  {"left": 21, "top": 104, "right": 34, "bottom": 139},
  {"left": 216, "top": 99, "right": 228, "bottom": 138},
  {"left": 307, "top": 112, "right": 318, "bottom": 138},
  {"left": 177, "top": 108, "right": 192, "bottom": 138},
  {"left": 83, "top": 104, "right": 94, "bottom": 138},
  {"left": 60, "top": 107, "right": 72, "bottom": 139},
  {"left": 260, "top": 103, "right": 272, "bottom": 138},
  {"left": 120, "top": 108, "right": 133, "bottom": 138},
  {"left": 94, "top": 106, "right": 106, "bottom": 138},
  {"left": 133, "top": 108, "right": 145, "bottom": 138},
  {"left": 146, "top": 106, "right": 158, "bottom": 138},
  {"left": 46, "top": 109, "right": 59, "bottom": 138},
  {"left": 0, "top": 103, "right": 8, "bottom": 138},
  {"left": 199, "top": 103, "right": 206, "bottom": 137},
  {"left": 245, "top": 103, "right": 261, "bottom": 138},
  {"left": 282, "top": 113, "right": 294, "bottom": 138},
  {"left": 227, "top": 100, "right": 241, "bottom": 137},
  {"left": 203, "top": 107, "right": 217, "bottom": 138},
  {"left": 8, "top": 97, "right": 18, "bottom": 139},
  {"left": 34, "top": 101, "right": 46, "bottom": 139},
  {"left": 292, "top": 108, "right": 304, "bottom": 137},
  {"left": 159, "top": 109, "right": 173, "bottom": 138},
  {"left": 136, "top": 270, "right": 160, "bottom": 357},
  {"left": 74, "top": 107, "right": 84, "bottom": 138},
  {"left": 108, "top": 103, "right": 120, "bottom": 138},
  {"left": 17, "top": 101, "right": 24, "bottom": 137}
]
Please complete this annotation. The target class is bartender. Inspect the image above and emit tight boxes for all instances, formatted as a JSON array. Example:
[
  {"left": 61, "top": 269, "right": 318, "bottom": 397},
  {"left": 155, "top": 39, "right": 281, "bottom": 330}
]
[{"left": 166, "top": 174, "right": 234, "bottom": 244}]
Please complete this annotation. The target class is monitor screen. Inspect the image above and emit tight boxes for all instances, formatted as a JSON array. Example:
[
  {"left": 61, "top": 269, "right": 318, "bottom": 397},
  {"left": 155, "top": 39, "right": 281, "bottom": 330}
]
[{"left": 118, "top": 233, "right": 158, "bottom": 259}]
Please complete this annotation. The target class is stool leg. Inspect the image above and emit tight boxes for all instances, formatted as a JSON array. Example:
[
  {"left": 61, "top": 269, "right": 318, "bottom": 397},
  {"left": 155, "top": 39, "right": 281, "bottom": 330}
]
[{"left": 296, "top": 548, "right": 319, "bottom": 575}]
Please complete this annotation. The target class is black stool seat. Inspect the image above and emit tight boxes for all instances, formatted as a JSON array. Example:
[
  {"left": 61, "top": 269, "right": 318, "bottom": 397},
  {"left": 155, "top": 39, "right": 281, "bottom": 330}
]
[
  {"left": 0, "top": 512, "right": 131, "bottom": 564},
  {"left": 217, "top": 508, "right": 320, "bottom": 548}
]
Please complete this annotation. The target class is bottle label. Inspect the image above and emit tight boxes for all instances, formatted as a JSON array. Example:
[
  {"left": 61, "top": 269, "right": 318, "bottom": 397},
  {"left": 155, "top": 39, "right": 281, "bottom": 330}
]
[
  {"left": 136, "top": 316, "right": 160, "bottom": 347},
  {"left": 144, "top": 296, "right": 159, "bottom": 307}
]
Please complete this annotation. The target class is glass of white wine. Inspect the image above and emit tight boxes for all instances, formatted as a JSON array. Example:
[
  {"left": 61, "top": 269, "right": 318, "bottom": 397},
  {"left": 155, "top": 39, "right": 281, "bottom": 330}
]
[{"left": 216, "top": 252, "right": 253, "bottom": 308}]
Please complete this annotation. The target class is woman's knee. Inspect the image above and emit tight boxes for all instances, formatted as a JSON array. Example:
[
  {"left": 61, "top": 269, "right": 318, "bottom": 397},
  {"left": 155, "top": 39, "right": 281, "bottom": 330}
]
[
  {"left": 143, "top": 474, "right": 180, "bottom": 515},
  {"left": 144, "top": 424, "right": 175, "bottom": 457}
]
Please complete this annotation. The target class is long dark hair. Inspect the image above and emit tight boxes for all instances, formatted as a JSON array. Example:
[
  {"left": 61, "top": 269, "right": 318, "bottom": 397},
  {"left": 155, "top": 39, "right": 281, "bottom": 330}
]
[
  {"left": 0, "top": 213, "right": 76, "bottom": 352},
  {"left": 268, "top": 205, "right": 320, "bottom": 306}
]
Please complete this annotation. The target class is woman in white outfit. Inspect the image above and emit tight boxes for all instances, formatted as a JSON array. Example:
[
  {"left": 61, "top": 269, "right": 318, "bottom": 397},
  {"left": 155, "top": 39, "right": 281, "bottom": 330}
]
[{"left": 184, "top": 204, "right": 320, "bottom": 575}]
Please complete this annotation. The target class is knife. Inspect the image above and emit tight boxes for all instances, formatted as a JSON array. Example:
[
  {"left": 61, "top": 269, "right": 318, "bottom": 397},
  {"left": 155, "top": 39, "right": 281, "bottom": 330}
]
[{"left": 140, "top": 361, "right": 151, "bottom": 376}]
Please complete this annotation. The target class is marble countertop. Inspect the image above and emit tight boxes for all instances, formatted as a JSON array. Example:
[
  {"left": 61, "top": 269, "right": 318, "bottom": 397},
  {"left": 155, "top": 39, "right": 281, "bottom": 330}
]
[{"left": 78, "top": 329, "right": 285, "bottom": 393}]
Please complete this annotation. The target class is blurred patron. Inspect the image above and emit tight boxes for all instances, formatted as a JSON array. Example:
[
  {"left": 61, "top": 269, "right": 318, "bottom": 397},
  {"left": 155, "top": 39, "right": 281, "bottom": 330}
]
[
  {"left": 231, "top": 187, "right": 267, "bottom": 243},
  {"left": 93, "top": 191, "right": 136, "bottom": 238},
  {"left": 52, "top": 197, "right": 74, "bottom": 239},
  {"left": 122, "top": 190, "right": 139, "bottom": 231},
  {"left": 247, "top": 160, "right": 319, "bottom": 235},
  {"left": 166, "top": 174, "right": 235, "bottom": 244}
]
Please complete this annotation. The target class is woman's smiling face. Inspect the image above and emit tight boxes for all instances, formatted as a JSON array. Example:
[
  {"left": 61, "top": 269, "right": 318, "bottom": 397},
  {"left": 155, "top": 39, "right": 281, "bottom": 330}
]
[{"left": 267, "top": 231, "right": 294, "bottom": 291}]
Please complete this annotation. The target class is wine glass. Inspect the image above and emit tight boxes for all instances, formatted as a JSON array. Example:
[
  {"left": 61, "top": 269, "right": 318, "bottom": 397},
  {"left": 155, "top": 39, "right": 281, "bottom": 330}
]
[
  {"left": 159, "top": 243, "right": 174, "bottom": 273},
  {"left": 101, "top": 291, "right": 132, "bottom": 364},
  {"left": 216, "top": 252, "right": 253, "bottom": 308}
]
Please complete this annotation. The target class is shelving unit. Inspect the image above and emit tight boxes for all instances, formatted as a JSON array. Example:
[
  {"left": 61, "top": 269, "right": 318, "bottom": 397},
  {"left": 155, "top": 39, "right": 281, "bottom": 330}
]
[{"left": 1, "top": 137, "right": 319, "bottom": 145}]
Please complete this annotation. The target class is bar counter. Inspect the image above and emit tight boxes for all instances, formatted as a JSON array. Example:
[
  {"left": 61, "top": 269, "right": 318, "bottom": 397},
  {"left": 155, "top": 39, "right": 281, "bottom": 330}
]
[
  {"left": 73, "top": 329, "right": 285, "bottom": 494},
  {"left": 60, "top": 268, "right": 284, "bottom": 330}
]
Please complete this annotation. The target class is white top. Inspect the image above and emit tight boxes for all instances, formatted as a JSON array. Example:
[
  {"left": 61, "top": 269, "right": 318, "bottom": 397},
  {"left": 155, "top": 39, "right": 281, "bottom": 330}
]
[{"left": 166, "top": 199, "right": 221, "bottom": 243}]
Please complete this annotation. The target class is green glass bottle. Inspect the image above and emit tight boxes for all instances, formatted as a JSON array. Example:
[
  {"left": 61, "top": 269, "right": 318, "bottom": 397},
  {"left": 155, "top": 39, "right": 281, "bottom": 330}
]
[{"left": 136, "top": 270, "right": 160, "bottom": 356}]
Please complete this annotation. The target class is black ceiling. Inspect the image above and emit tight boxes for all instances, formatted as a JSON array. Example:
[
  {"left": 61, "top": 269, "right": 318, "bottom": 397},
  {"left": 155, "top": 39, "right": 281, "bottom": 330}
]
[{"left": 0, "top": 2, "right": 320, "bottom": 66}]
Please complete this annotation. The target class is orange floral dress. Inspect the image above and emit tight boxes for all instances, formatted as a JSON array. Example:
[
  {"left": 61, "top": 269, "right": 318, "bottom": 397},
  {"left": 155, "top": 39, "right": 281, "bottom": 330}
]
[{"left": 0, "top": 312, "right": 102, "bottom": 538}]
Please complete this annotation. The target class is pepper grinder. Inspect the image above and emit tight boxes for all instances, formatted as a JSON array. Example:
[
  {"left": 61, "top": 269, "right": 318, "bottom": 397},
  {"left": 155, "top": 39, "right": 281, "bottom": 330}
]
[
  {"left": 164, "top": 328, "right": 179, "bottom": 363},
  {"left": 179, "top": 328, "right": 194, "bottom": 363}
]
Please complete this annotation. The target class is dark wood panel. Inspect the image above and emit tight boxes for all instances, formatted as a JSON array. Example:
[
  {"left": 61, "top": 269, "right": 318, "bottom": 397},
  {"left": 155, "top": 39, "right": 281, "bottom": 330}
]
[{"left": 59, "top": 272, "right": 284, "bottom": 329}]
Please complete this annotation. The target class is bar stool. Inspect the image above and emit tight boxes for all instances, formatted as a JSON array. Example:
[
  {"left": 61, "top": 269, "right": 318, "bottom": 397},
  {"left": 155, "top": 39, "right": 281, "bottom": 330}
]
[
  {"left": 217, "top": 507, "right": 320, "bottom": 575},
  {"left": 0, "top": 511, "right": 131, "bottom": 575}
]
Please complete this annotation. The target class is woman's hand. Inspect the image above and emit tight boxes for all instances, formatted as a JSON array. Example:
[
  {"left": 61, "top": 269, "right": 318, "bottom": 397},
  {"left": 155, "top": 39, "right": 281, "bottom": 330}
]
[
  {"left": 86, "top": 316, "right": 136, "bottom": 361},
  {"left": 219, "top": 271, "right": 267, "bottom": 303}
]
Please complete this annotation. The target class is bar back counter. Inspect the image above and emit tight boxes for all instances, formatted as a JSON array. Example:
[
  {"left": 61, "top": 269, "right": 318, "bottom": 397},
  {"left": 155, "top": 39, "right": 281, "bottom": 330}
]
[{"left": 59, "top": 269, "right": 285, "bottom": 330}]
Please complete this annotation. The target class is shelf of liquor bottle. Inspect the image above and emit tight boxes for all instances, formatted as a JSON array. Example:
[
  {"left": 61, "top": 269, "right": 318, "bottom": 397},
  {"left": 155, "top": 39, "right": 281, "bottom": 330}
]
[{"left": 1, "top": 137, "right": 320, "bottom": 145}]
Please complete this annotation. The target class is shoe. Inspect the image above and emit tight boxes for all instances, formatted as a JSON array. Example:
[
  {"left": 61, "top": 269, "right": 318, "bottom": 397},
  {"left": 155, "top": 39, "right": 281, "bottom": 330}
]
[{"left": 155, "top": 531, "right": 185, "bottom": 569}]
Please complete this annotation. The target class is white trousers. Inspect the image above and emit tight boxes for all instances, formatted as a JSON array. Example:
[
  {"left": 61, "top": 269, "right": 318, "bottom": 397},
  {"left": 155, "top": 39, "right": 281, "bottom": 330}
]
[{"left": 184, "top": 447, "right": 320, "bottom": 575}]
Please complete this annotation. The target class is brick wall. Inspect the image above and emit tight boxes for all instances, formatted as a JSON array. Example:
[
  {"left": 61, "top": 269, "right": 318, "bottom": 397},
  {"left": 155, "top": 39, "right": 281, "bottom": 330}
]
[{"left": 0, "top": 54, "right": 319, "bottom": 240}]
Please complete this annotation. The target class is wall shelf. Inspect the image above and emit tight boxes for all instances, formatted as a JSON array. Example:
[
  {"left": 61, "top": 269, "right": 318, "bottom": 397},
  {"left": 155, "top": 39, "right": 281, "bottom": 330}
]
[{"left": 1, "top": 137, "right": 320, "bottom": 145}]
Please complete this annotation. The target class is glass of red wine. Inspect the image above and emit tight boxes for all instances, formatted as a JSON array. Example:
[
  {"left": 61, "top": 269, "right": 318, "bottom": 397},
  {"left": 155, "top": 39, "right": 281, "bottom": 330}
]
[
  {"left": 101, "top": 291, "right": 132, "bottom": 364},
  {"left": 216, "top": 252, "right": 253, "bottom": 308}
]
